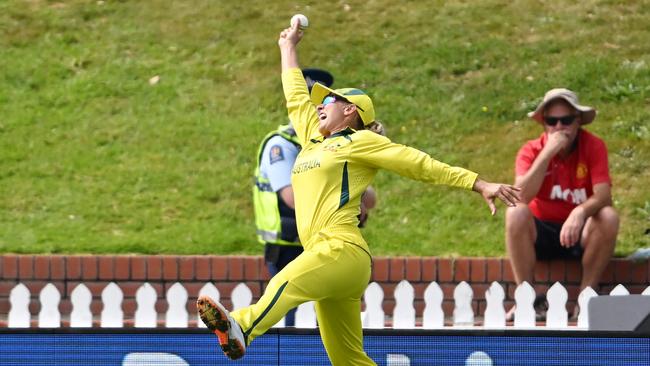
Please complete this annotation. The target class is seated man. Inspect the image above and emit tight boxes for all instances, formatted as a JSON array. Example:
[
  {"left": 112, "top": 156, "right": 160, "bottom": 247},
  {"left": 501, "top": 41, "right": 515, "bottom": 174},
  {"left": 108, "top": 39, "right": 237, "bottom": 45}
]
[{"left": 505, "top": 88, "right": 619, "bottom": 319}]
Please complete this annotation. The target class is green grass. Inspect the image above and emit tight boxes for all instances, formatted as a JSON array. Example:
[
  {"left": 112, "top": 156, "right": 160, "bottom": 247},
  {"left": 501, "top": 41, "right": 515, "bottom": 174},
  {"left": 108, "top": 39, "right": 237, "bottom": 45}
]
[{"left": 0, "top": 0, "right": 648, "bottom": 256}]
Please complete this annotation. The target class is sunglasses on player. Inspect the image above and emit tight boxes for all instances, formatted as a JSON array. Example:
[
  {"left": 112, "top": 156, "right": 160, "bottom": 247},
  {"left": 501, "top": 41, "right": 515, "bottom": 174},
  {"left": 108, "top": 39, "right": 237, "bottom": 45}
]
[
  {"left": 544, "top": 115, "right": 578, "bottom": 126},
  {"left": 321, "top": 95, "right": 365, "bottom": 111}
]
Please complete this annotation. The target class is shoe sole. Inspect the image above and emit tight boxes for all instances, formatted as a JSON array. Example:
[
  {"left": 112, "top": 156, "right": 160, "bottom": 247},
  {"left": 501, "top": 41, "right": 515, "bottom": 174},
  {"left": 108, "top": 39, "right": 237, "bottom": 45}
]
[{"left": 197, "top": 295, "right": 245, "bottom": 360}]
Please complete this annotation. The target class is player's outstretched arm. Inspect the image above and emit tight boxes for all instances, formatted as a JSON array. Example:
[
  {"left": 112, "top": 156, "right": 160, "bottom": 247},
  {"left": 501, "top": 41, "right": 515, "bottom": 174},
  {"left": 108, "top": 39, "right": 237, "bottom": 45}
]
[
  {"left": 472, "top": 179, "right": 521, "bottom": 216},
  {"left": 279, "top": 19, "right": 303, "bottom": 71}
]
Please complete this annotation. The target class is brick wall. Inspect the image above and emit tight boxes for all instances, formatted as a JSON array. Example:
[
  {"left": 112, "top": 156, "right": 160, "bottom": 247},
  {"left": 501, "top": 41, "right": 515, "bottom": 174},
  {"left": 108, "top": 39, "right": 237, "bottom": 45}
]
[{"left": 0, "top": 255, "right": 648, "bottom": 325}]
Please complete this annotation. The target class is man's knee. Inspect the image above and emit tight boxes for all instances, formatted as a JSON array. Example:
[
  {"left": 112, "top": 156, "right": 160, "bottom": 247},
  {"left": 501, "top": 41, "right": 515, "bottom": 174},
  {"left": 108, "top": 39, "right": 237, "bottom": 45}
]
[
  {"left": 506, "top": 204, "right": 533, "bottom": 231},
  {"left": 590, "top": 206, "right": 620, "bottom": 236},
  {"left": 596, "top": 206, "right": 619, "bottom": 225}
]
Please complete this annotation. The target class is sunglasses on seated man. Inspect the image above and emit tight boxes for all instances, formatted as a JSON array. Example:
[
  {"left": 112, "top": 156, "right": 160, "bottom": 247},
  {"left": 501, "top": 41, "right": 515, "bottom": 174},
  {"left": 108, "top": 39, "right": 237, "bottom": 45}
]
[
  {"left": 322, "top": 94, "right": 364, "bottom": 111},
  {"left": 544, "top": 115, "right": 578, "bottom": 126}
]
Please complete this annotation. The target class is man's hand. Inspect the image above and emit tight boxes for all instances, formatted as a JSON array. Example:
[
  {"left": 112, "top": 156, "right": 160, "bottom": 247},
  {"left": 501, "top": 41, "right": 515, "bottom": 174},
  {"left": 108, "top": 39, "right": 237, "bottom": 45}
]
[
  {"left": 560, "top": 207, "right": 586, "bottom": 247},
  {"left": 278, "top": 18, "right": 303, "bottom": 48},
  {"left": 473, "top": 179, "right": 521, "bottom": 215},
  {"left": 544, "top": 131, "right": 571, "bottom": 156}
]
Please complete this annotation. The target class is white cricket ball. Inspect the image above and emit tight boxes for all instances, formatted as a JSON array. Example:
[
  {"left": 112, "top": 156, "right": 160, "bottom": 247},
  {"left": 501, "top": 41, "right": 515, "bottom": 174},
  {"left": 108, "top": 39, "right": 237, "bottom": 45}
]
[{"left": 290, "top": 14, "right": 309, "bottom": 29}]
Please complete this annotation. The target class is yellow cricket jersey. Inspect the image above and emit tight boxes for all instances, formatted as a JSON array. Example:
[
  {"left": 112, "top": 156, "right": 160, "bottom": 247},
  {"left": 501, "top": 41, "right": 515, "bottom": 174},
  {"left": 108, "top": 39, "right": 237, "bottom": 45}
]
[{"left": 282, "top": 68, "right": 478, "bottom": 254}]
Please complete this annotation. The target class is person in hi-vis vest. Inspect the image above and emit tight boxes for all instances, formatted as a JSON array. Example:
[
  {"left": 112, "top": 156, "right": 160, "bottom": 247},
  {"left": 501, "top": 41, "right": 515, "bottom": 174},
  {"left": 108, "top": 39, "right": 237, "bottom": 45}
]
[{"left": 253, "top": 69, "right": 377, "bottom": 326}]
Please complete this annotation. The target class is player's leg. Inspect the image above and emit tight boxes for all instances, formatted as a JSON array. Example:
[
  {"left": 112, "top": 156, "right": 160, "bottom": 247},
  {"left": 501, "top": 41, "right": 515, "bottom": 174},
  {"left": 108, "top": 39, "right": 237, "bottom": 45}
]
[
  {"left": 231, "top": 238, "right": 362, "bottom": 344},
  {"left": 313, "top": 243, "right": 374, "bottom": 366},
  {"left": 316, "top": 297, "right": 375, "bottom": 366},
  {"left": 198, "top": 248, "right": 311, "bottom": 360}
]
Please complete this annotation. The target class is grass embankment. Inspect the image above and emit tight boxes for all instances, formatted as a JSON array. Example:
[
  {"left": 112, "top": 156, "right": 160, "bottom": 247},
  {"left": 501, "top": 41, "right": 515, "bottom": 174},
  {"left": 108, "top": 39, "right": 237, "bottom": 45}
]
[{"left": 1, "top": 1, "right": 648, "bottom": 256}]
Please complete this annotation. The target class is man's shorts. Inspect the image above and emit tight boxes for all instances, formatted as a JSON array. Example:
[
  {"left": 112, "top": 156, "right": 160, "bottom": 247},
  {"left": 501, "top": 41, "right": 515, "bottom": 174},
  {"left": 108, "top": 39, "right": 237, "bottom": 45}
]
[{"left": 534, "top": 217, "right": 584, "bottom": 260}]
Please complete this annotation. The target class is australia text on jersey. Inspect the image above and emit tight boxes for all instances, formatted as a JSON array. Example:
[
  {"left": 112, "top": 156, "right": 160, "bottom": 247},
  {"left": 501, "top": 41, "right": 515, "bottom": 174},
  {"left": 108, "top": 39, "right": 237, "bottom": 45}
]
[{"left": 292, "top": 159, "right": 321, "bottom": 174}]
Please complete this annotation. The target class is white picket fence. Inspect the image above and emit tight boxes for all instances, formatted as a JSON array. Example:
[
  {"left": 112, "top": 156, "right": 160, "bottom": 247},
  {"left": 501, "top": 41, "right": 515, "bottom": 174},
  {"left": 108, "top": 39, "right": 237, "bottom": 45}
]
[{"left": 6, "top": 280, "right": 650, "bottom": 329}]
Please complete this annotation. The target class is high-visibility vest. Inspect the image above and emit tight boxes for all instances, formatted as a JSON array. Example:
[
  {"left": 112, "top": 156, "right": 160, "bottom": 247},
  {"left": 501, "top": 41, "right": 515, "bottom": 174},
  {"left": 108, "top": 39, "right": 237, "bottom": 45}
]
[{"left": 253, "top": 125, "right": 301, "bottom": 246}]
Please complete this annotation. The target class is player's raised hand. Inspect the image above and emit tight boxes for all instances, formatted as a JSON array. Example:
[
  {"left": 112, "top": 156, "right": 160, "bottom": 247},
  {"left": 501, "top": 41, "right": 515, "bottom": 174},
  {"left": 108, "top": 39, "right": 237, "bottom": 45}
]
[{"left": 278, "top": 18, "right": 303, "bottom": 48}]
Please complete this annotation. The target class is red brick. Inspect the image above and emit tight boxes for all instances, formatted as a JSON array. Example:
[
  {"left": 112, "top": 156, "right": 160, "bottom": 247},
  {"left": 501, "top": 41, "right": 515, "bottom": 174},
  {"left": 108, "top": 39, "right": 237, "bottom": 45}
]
[
  {"left": 441, "top": 300, "right": 454, "bottom": 317},
  {"left": 90, "top": 300, "right": 103, "bottom": 315},
  {"left": 146, "top": 256, "right": 162, "bottom": 280},
  {"left": 34, "top": 256, "right": 50, "bottom": 279},
  {"left": 389, "top": 257, "right": 405, "bottom": 281},
  {"left": 183, "top": 282, "right": 209, "bottom": 297},
  {"left": 421, "top": 257, "right": 437, "bottom": 281},
  {"left": 625, "top": 285, "right": 649, "bottom": 294},
  {"left": 131, "top": 257, "right": 146, "bottom": 280},
  {"left": 120, "top": 282, "right": 145, "bottom": 297},
  {"left": 179, "top": 257, "right": 195, "bottom": 280},
  {"left": 382, "top": 299, "right": 395, "bottom": 315},
  {"left": 565, "top": 285, "right": 581, "bottom": 300},
  {"left": 470, "top": 258, "right": 486, "bottom": 282},
  {"left": 506, "top": 283, "right": 518, "bottom": 300},
  {"left": 19, "top": 256, "right": 34, "bottom": 279},
  {"left": 114, "top": 256, "right": 130, "bottom": 280},
  {"left": 503, "top": 260, "right": 515, "bottom": 282},
  {"left": 381, "top": 283, "right": 397, "bottom": 300},
  {"left": 566, "top": 261, "right": 582, "bottom": 283},
  {"left": 440, "top": 283, "right": 455, "bottom": 299},
  {"left": 245, "top": 281, "right": 262, "bottom": 298},
  {"left": 454, "top": 258, "right": 470, "bottom": 282},
  {"left": 50, "top": 256, "right": 65, "bottom": 280},
  {"left": 534, "top": 261, "right": 549, "bottom": 282},
  {"left": 162, "top": 256, "right": 178, "bottom": 280},
  {"left": 259, "top": 261, "right": 271, "bottom": 281},
  {"left": 372, "top": 257, "right": 389, "bottom": 282},
  {"left": 98, "top": 256, "right": 114, "bottom": 280},
  {"left": 412, "top": 283, "right": 427, "bottom": 299},
  {"left": 471, "top": 283, "right": 490, "bottom": 300},
  {"left": 216, "top": 283, "right": 239, "bottom": 299},
  {"left": 244, "top": 257, "right": 259, "bottom": 280},
  {"left": 2, "top": 255, "right": 18, "bottom": 279},
  {"left": 630, "top": 262, "right": 648, "bottom": 284},
  {"left": 81, "top": 256, "right": 98, "bottom": 280},
  {"left": 438, "top": 259, "right": 453, "bottom": 282},
  {"left": 155, "top": 299, "right": 167, "bottom": 314},
  {"left": 486, "top": 258, "right": 502, "bottom": 282},
  {"left": 211, "top": 257, "right": 228, "bottom": 280},
  {"left": 0, "top": 281, "right": 17, "bottom": 294},
  {"left": 414, "top": 300, "right": 425, "bottom": 316},
  {"left": 405, "top": 258, "right": 421, "bottom": 281},
  {"left": 123, "top": 299, "right": 137, "bottom": 316},
  {"left": 228, "top": 257, "right": 244, "bottom": 281},
  {"left": 23, "top": 280, "right": 49, "bottom": 295},
  {"left": 59, "top": 300, "right": 72, "bottom": 317},
  {"left": 195, "top": 257, "right": 211, "bottom": 281},
  {"left": 0, "top": 298, "right": 11, "bottom": 313},
  {"left": 472, "top": 301, "right": 480, "bottom": 315},
  {"left": 549, "top": 260, "right": 566, "bottom": 282},
  {"left": 65, "top": 255, "right": 81, "bottom": 280},
  {"left": 614, "top": 259, "right": 632, "bottom": 283}
]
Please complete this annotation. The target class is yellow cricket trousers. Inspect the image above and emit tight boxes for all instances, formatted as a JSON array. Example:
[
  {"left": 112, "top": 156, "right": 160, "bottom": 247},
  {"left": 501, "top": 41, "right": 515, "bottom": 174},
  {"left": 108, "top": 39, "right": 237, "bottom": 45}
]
[{"left": 231, "top": 237, "right": 376, "bottom": 366}]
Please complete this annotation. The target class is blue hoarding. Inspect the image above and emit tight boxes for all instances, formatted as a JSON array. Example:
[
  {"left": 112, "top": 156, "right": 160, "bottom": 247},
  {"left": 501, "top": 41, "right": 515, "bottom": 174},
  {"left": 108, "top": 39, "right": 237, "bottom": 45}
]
[{"left": 0, "top": 329, "right": 648, "bottom": 365}]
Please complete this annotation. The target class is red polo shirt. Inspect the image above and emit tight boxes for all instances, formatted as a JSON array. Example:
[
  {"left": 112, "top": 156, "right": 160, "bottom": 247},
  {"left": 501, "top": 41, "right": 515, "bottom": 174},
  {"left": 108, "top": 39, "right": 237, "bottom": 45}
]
[{"left": 515, "top": 129, "right": 611, "bottom": 223}]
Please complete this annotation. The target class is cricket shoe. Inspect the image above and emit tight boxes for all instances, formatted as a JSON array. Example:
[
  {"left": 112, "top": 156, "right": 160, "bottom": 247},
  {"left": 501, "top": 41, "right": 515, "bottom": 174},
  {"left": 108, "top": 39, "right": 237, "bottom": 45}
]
[{"left": 197, "top": 295, "right": 246, "bottom": 360}]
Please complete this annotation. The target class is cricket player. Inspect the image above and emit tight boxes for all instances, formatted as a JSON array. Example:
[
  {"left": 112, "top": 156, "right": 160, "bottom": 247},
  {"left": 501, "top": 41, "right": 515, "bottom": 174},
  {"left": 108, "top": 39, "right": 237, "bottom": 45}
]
[{"left": 198, "top": 19, "right": 520, "bottom": 365}]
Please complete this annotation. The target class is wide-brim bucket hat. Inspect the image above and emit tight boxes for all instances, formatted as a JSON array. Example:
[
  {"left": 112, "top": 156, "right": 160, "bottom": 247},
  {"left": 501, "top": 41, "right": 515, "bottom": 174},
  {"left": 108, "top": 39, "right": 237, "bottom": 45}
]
[
  {"left": 310, "top": 83, "right": 375, "bottom": 126},
  {"left": 528, "top": 88, "right": 596, "bottom": 125}
]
